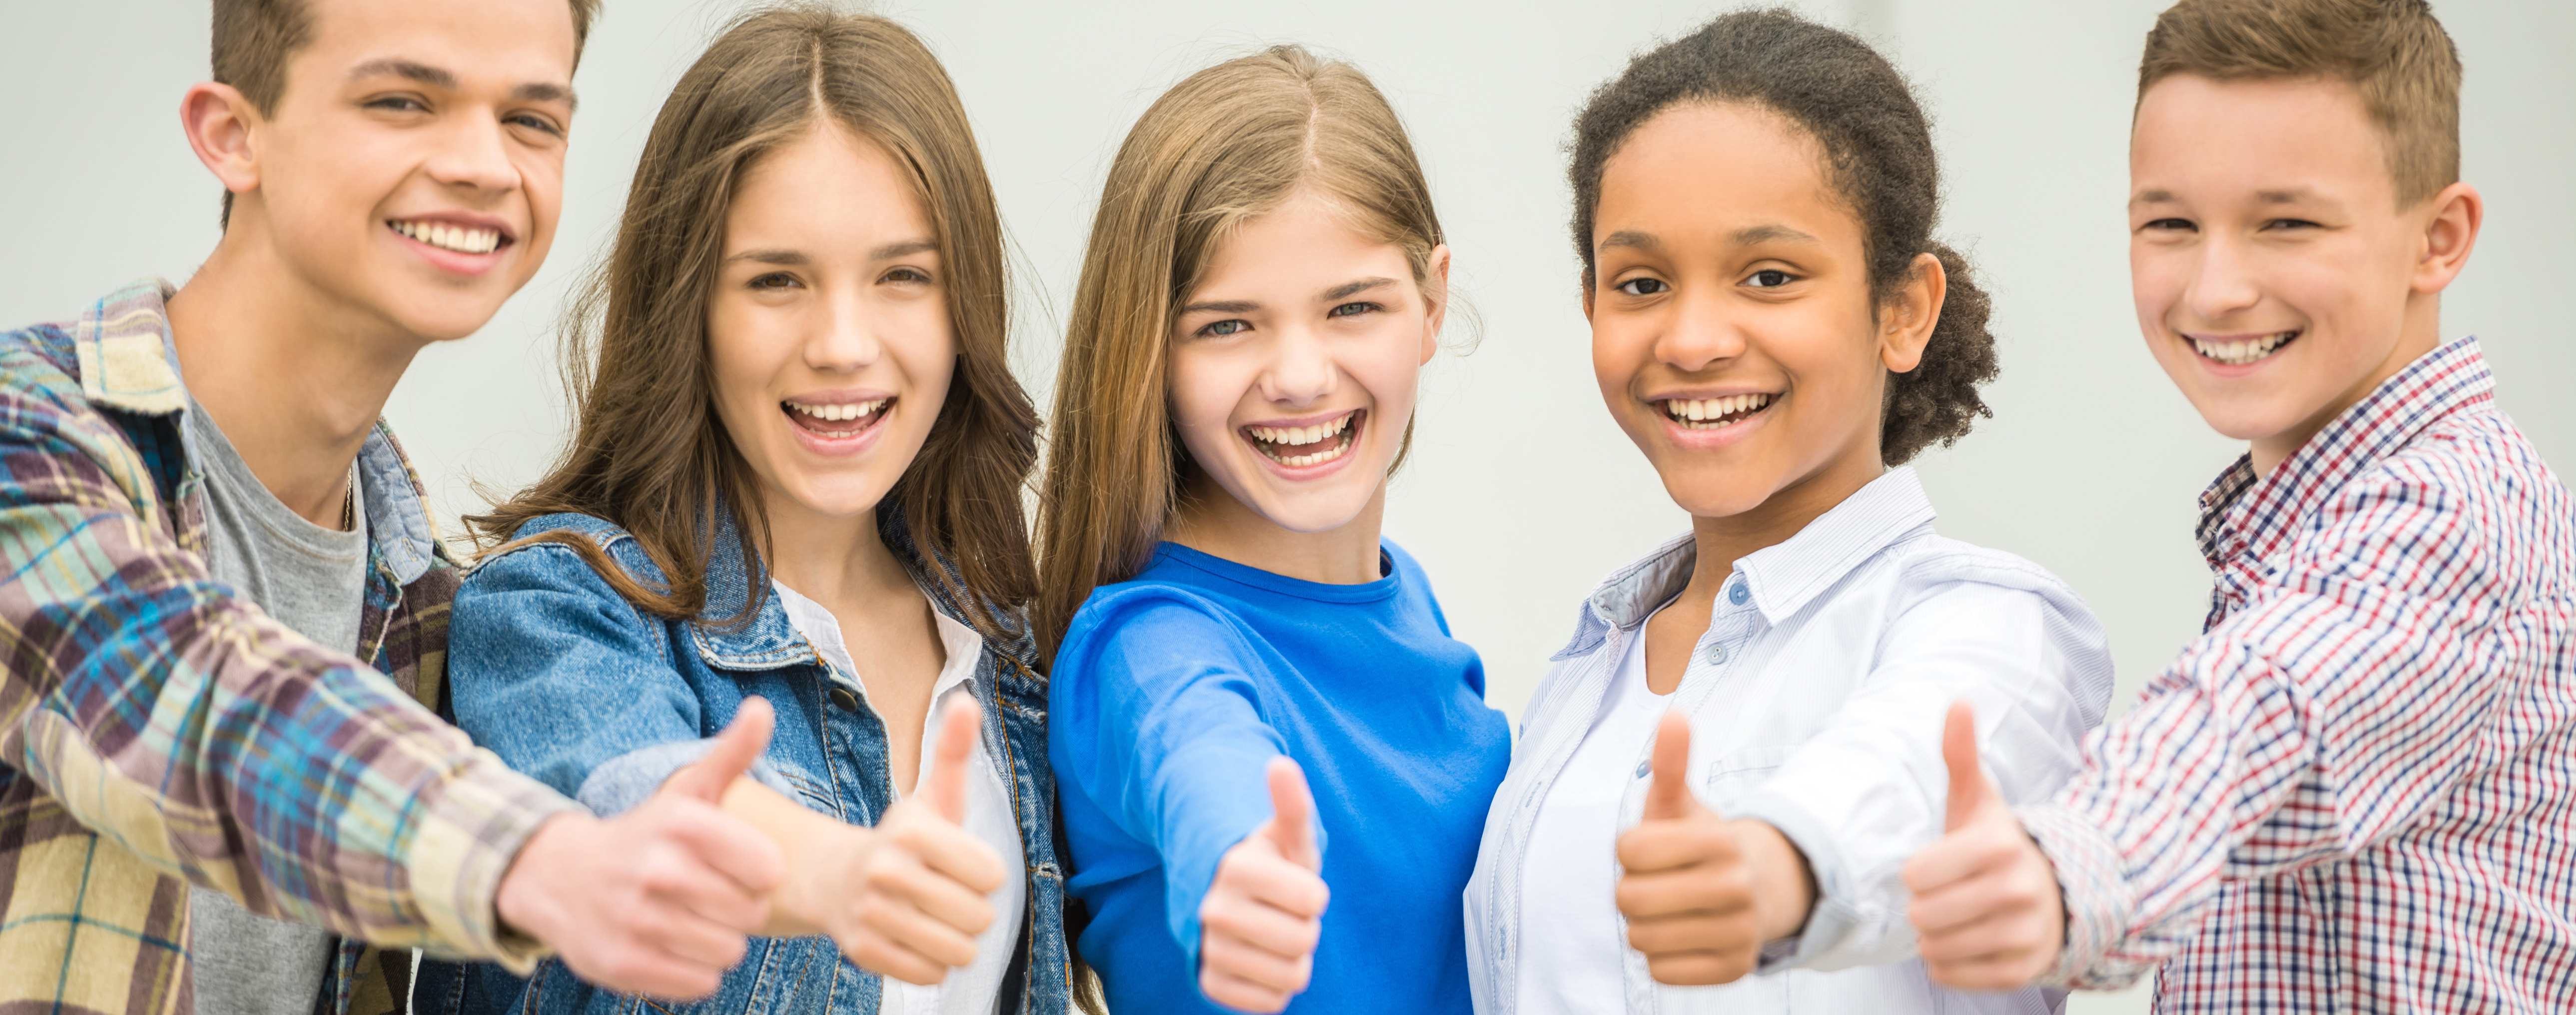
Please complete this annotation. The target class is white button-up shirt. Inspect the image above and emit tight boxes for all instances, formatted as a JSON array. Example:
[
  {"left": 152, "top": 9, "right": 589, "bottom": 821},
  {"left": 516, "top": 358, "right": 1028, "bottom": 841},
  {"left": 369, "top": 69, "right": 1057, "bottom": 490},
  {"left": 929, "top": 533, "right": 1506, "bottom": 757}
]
[
  {"left": 772, "top": 581, "right": 1027, "bottom": 1015},
  {"left": 1465, "top": 467, "right": 2114, "bottom": 1014}
]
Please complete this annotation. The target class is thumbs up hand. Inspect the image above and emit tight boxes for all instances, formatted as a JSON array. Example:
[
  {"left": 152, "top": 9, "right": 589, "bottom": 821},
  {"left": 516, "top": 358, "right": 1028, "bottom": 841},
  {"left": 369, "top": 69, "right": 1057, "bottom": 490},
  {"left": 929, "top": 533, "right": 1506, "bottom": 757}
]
[
  {"left": 1902, "top": 702, "right": 2064, "bottom": 991},
  {"left": 1615, "top": 711, "right": 1778, "bottom": 986},
  {"left": 496, "top": 698, "right": 787, "bottom": 1000},
  {"left": 1199, "top": 757, "right": 1330, "bottom": 1014},
  {"left": 800, "top": 698, "right": 1007, "bottom": 985}
]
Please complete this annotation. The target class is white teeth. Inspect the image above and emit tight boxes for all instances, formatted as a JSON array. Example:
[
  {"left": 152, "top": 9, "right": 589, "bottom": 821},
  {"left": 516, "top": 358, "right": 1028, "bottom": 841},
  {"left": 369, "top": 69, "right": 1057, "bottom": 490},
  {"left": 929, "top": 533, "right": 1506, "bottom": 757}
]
[
  {"left": 391, "top": 219, "right": 503, "bottom": 255},
  {"left": 2191, "top": 331, "right": 2296, "bottom": 366},
  {"left": 786, "top": 399, "right": 888, "bottom": 425},
  {"left": 1663, "top": 393, "right": 1772, "bottom": 429},
  {"left": 1249, "top": 414, "right": 1354, "bottom": 448},
  {"left": 1247, "top": 413, "right": 1358, "bottom": 466}
]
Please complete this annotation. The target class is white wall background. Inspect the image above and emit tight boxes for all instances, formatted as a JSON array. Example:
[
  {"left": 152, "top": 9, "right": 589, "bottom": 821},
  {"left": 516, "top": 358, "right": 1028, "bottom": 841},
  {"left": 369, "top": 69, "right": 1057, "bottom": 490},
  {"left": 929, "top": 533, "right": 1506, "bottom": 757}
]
[{"left": 5, "top": 2, "right": 2570, "bottom": 1011}]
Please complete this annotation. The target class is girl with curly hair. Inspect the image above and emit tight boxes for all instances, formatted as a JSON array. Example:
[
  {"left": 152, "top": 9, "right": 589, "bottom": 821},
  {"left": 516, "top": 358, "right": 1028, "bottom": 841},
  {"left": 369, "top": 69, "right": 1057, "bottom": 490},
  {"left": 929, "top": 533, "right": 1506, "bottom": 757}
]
[{"left": 1462, "top": 10, "right": 2112, "bottom": 1014}]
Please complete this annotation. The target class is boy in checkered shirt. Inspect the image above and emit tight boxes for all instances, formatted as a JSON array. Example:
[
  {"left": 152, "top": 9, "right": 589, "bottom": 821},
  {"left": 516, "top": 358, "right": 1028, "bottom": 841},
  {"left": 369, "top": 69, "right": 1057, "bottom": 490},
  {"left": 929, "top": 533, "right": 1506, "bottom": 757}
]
[{"left": 1903, "top": 0, "right": 2576, "bottom": 1011}]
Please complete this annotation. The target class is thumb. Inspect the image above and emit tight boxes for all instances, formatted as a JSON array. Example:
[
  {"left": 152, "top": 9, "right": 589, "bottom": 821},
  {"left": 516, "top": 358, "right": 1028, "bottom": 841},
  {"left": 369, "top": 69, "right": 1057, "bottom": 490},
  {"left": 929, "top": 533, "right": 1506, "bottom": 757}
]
[
  {"left": 663, "top": 696, "right": 774, "bottom": 804},
  {"left": 1940, "top": 700, "right": 1993, "bottom": 832},
  {"left": 921, "top": 697, "right": 982, "bottom": 824},
  {"left": 1262, "top": 756, "right": 1320, "bottom": 871},
  {"left": 1640, "top": 711, "right": 1702, "bottom": 822}
]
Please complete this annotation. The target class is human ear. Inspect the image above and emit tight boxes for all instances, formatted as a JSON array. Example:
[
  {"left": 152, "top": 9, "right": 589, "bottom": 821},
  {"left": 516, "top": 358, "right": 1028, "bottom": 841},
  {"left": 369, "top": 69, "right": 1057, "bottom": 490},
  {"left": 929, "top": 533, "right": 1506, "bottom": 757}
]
[
  {"left": 2412, "top": 181, "right": 2483, "bottom": 296},
  {"left": 180, "top": 82, "right": 261, "bottom": 203},
  {"left": 1880, "top": 251, "right": 1945, "bottom": 374},
  {"left": 1421, "top": 243, "right": 1452, "bottom": 365}
]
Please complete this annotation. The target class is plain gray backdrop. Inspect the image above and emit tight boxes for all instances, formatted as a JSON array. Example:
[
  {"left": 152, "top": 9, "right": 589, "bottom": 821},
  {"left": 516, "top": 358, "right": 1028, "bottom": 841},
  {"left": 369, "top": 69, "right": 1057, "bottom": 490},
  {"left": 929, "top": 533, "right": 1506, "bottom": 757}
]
[{"left": 5, "top": 2, "right": 2569, "bottom": 1011}]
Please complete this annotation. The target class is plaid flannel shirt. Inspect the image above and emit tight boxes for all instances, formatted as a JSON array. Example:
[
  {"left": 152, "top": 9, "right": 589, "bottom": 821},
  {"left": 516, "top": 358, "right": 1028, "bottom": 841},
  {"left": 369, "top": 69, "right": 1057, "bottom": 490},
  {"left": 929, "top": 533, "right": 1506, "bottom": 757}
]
[
  {"left": 2020, "top": 337, "right": 2576, "bottom": 1010},
  {"left": 0, "top": 279, "right": 580, "bottom": 1015}
]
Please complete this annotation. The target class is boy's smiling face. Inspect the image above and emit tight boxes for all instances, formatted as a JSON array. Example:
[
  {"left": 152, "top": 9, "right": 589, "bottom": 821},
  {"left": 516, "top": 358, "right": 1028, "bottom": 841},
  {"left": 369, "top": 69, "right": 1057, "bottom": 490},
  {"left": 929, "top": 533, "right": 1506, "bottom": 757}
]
[
  {"left": 233, "top": 0, "right": 576, "bottom": 342},
  {"left": 2129, "top": 73, "right": 2477, "bottom": 473}
]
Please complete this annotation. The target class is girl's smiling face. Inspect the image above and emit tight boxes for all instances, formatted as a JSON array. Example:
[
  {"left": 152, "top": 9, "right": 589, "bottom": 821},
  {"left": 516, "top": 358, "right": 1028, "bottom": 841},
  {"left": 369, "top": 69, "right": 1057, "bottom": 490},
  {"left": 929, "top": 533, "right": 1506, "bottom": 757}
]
[
  {"left": 1167, "top": 189, "right": 1448, "bottom": 534},
  {"left": 707, "top": 122, "right": 955, "bottom": 526},
  {"left": 1589, "top": 102, "right": 1934, "bottom": 521}
]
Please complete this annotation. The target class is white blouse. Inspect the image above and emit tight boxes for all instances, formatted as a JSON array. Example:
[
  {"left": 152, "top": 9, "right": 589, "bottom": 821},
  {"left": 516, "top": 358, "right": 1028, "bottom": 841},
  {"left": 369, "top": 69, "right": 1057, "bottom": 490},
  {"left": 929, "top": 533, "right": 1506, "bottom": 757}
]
[
  {"left": 1465, "top": 467, "right": 2114, "bottom": 1015},
  {"left": 773, "top": 581, "right": 1027, "bottom": 1015}
]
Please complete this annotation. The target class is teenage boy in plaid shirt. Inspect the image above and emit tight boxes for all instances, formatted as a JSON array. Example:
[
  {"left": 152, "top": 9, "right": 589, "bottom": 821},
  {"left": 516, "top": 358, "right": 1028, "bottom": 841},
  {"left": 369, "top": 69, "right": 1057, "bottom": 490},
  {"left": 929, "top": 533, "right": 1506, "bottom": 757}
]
[
  {"left": 0, "top": 1, "right": 788, "bottom": 1013},
  {"left": 1904, "top": 0, "right": 2576, "bottom": 1011}
]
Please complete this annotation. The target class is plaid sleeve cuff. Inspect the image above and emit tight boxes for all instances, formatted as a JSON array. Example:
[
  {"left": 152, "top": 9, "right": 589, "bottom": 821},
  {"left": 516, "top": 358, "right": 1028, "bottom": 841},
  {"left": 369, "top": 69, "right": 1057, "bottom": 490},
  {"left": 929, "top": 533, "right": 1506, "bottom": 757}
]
[
  {"left": 402, "top": 747, "right": 586, "bottom": 972},
  {"left": 2017, "top": 801, "right": 2141, "bottom": 991}
]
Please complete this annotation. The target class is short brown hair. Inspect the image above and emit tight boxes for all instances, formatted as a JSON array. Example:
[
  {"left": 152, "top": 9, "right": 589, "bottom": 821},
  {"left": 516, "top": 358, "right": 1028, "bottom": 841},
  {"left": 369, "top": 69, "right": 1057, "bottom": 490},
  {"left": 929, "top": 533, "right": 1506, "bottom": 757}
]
[
  {"left": 1034, "top": 45, "right": 1447, "bottom": 659},
  {"left": 469, "top": 5, "right": 1037, "bottom": 639},
  {"left": 210, "top": 0, "right": 603, "bottom": 225},
  {"left": 2139, "top": 0, "right": 2461, "bottom": 206}
]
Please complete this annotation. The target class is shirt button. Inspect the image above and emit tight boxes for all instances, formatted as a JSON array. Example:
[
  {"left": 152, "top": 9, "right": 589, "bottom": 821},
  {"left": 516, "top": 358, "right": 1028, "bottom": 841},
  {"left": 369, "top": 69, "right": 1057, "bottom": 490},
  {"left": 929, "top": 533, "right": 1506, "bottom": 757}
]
[
  {"left": 1727, "top": 581, "right": 1750, "bottom": 606},
  {"left": 828, "top": 686, "right": 860, "bottom": 713},
  {"left": 1704, "top": 643, "right": 1728, "bottom": 665},
  {"left": 1634, "top": 760, "right": 1651, "bottom": 778}
]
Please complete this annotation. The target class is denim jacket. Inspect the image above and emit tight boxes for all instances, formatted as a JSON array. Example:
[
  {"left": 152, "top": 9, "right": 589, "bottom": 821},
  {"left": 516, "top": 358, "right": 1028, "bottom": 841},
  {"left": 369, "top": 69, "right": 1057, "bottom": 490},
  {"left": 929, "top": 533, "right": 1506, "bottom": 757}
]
[{"left": 416, "top": 503, "right": 1070, "bottom": 1015}]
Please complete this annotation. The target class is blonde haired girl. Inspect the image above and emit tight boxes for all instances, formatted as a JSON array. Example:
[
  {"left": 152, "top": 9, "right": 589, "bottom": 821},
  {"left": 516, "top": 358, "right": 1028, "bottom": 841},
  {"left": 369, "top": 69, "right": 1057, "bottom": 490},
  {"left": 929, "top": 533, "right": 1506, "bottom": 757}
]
[{"left": 1039, "top": 46, "right": 1508, "bottom": 1015}]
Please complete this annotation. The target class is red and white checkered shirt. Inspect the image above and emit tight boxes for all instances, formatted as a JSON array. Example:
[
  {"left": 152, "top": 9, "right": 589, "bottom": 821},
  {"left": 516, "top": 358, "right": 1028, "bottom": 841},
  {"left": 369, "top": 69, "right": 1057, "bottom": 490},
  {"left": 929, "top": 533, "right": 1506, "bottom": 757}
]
[{"left": 2017, "top": 337, "right": 2576, "bottom": 1012}]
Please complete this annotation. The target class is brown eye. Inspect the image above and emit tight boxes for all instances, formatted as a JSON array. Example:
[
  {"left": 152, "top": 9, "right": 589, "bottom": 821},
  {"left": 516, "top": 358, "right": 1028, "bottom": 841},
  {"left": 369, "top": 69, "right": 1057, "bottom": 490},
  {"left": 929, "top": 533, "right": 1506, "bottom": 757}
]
[
  {"left": 1616, "top": 277, "right": 1668, "bottom": 296},
  {"left": 1745, "top": 269, "right": 1795, "bottom": 288}
]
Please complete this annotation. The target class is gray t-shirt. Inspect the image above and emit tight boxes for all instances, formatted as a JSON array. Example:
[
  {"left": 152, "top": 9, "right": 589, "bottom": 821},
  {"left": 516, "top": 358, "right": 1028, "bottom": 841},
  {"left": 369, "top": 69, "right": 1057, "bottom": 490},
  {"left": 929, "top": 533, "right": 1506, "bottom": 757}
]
[{"left": 182, "top": 397, "right": 371, "bottom": 1015}]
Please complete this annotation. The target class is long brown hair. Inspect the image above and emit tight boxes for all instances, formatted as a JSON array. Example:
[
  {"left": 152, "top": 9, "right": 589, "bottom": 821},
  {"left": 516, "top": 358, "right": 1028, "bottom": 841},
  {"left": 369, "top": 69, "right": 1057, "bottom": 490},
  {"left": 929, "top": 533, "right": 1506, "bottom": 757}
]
[
  {"left": 469, "top": 4, "right": 1036, "bottom": 637},
  {"left": 1033, "top": 45, "right": 1447, "bottom": 660}
]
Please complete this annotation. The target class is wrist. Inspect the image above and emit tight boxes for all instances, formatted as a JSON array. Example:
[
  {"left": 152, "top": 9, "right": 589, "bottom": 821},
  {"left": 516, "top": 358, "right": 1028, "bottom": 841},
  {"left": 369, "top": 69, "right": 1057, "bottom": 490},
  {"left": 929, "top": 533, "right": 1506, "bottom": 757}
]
[
  {"left": 1728, "top": 818, "right": 1815, "bottom": 943},
  {"left": 494, "top": 812, "right": 586, "bottom": 943}
]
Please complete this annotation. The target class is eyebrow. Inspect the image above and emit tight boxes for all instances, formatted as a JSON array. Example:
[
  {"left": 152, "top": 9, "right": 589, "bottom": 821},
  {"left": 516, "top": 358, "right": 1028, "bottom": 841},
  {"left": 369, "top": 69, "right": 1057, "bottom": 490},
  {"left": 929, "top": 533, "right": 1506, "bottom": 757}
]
[
  {"left": 1598, "top": 229, "right": 1661, "bottom": 253},
  {"left": 1179, "top": 298, "right": 1261, "bottom": 315},
  {"left": 2131, "top": 188, "right": 2178, "bottom": 206},
  {"left": 723, "top": 248, "right": 808, "bottom": 266},
  {"left": 1323, "top": 277, "right": 1396, "bottom": 301},
  {"left": 350, "top": 58, "right": 579, "bottom": 111},
  {"left": 1732, "top": 224, "right": 1818, "bottom": 245},
  {"left": 871, "top": 238, "right": 938, "bottom": 260},
  {"left": 2255, "top": 188, "right": 2320, "bottom": 204}
]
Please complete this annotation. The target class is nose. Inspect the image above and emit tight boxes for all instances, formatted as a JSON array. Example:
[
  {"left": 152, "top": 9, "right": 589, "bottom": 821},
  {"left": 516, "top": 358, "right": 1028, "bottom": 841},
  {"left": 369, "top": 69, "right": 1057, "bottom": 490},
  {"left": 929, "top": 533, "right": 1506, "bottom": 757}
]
[
  {"left": 1655, "top": 286, "right": 1747, "bottom": 374},
  {"left": 1256, "top": 322, "right": 1337, "bottom": 407},
  {"left": 422, "top": 110, "right": 522, "bottom": 197},
  {"left": 2183, "top": 232, "right": 2263, "bottom": 325},
  {"left": 805, "top": 282, "right": 882, "bottom": 373}
]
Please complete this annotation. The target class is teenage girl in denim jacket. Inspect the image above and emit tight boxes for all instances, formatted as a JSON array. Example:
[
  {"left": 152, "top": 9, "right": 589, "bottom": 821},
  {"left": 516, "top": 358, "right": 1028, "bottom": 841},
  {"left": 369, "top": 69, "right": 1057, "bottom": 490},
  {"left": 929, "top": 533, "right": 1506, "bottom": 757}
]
[{"left": 423, "top": 10, "right": 1068, "bottom": 1015}]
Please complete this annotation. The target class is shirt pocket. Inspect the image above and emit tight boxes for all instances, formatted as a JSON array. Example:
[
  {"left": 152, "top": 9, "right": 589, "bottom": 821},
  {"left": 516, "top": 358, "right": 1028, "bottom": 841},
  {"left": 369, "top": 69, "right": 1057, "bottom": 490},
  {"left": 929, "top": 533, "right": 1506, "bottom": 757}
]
[{"left": 1700, "top": 744, "right": 1800, "bottom": 812}]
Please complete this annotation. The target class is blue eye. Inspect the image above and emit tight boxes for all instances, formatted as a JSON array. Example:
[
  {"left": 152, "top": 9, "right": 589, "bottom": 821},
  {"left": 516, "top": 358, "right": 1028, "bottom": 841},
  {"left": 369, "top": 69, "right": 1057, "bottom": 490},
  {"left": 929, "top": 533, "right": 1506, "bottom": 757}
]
[
  {"left": 1615, "top": 277, "right": 1668, "bottom": 296},
  {"left": 1327, "top": 302, "right": 1379, "bottom": 318},
  {"left": 1200, "top": 319, "right": 1249, "bottom": 337},
  {"left": 1745, "top": 269, "right": 1795, "bottom": 288}
]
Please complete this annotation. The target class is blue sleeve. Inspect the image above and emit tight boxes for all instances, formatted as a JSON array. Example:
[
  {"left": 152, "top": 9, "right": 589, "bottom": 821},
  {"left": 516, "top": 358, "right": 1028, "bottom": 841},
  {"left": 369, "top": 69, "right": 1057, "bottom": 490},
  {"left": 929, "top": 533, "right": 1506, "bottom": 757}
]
[
  {"left": 1051, "top": 594, "right": 1299, "bottom": 969},
  {"left": 449, "top": 541, "right": 798, "bottom": 812}
]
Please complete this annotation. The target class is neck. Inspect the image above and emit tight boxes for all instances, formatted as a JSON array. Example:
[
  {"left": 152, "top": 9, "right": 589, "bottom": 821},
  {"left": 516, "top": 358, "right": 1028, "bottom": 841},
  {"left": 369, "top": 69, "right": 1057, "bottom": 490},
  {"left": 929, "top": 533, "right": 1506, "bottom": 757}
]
[
  {"left": 762, "top": 492, "right": 913, "bottom": 613},
  {"left": 1167, "top": 474, "right": 1387, "bottom": 585},
  {"left": 2248, "top": 294, "right": 2442, "bottom": 477},
  {"left": 1683, "top": 447, "right": 1884, "bottom": 605},
  {"left": 165, "top": 222, "right": 427, "bottom": 527}
]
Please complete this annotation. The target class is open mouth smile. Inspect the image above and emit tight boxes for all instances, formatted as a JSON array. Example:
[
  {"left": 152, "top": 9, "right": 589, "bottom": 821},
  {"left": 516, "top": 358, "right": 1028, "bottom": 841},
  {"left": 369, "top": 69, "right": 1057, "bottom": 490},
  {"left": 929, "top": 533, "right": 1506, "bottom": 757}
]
[
  {"left": 1244, "top": 409, "right": 1361, "bottom": 469},
  {"left": 782, "top": 397, "right": 892, "bottom": 440},
  {"left": 1662, "top": 393, "right": 1773, "bottom": 430},
  {"left": 2191, "top": 330, "right": 2298, "bottom": 366},
  {"left": 388, "top": 218, "right": 513, "bottom": 256}
]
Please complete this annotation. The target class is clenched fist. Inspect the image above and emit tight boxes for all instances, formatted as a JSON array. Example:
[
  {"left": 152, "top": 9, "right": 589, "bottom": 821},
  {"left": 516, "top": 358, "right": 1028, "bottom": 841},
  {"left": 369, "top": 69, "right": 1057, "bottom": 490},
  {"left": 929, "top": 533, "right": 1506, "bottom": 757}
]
[{"left": 1902, "top": 702, "right": 2065, "bottom": 991}]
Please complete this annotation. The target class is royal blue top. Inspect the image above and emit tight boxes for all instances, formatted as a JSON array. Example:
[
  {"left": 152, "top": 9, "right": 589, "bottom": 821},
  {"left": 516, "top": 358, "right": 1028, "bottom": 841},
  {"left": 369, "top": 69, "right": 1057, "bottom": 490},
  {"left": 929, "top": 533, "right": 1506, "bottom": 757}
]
[{"left": 1050, "top": 540, "right": 1511, "bottom": 1015}]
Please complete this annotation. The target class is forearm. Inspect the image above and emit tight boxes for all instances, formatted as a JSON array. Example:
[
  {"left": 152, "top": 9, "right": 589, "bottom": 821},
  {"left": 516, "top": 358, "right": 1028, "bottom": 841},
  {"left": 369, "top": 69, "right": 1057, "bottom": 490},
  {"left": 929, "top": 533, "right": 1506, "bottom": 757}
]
[{"left": 720, "top": 775, "right": 867, "bottom": 937}]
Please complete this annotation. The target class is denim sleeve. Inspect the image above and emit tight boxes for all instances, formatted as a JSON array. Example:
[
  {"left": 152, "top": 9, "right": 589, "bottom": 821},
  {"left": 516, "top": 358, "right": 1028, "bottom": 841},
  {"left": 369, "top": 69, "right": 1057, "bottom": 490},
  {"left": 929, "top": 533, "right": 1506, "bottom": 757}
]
[
  {"left": 575, "top": 738, "right": 806, "bottom": 816},
  {"left": 450, "top": 540, "right": 790, "bottom": 810},
  {"left": 1048, "top": 595, "right": 1321, "bottom": 975}
]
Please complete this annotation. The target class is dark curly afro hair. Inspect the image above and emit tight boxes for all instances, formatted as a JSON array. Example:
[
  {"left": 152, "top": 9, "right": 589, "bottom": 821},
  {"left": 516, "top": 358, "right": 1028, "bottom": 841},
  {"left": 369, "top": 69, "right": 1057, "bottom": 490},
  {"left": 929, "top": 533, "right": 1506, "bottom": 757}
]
[{"left": 1570, "top": 7, "right": 1998, "bottom": 465}]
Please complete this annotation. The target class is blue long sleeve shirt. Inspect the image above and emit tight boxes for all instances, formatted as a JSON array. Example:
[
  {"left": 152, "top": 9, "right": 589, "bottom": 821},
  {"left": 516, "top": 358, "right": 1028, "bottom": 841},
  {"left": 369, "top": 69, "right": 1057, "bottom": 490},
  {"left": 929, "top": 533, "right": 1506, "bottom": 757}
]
[{"left": 1050, "top": 540, "right": 1510, "bottom": 1015}]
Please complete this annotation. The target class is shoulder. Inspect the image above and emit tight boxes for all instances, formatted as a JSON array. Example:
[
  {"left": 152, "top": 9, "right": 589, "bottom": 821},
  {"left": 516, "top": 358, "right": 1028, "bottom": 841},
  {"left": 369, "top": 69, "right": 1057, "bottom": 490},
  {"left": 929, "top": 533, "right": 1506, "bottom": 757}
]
[
  {"left": 2294, "top": 409, "right": 2573, "bottom": 589},
  {"left": 463, "top": 513, "right": 669, "bottom": 599},
  {"left": 1885, "top": 533, "right": 2092, "bottom": 605},
  {"left": 1054, "top": 579, "right": 1253, "bottom": 679}
]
